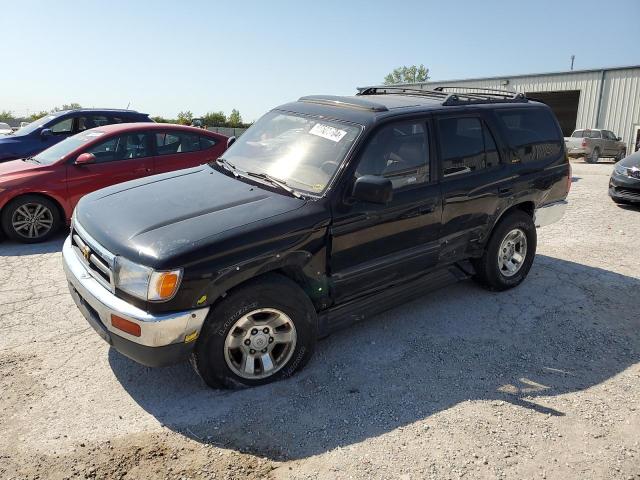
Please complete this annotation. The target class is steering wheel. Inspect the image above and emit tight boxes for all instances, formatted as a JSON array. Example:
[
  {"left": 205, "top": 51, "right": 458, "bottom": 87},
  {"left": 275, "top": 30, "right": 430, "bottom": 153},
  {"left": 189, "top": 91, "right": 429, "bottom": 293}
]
[{"left": 320, "top": 160, "right": 340, "bottom": 176}]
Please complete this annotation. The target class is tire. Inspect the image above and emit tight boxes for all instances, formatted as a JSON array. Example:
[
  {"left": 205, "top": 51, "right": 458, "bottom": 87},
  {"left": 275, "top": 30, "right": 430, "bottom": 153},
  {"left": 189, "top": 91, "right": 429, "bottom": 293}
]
[
  {"left": 192, "top": 273, "right": 317, "bottom": 389},
  {"left": 612, "top": 197, "right": 631, "bottom": 205},
  {"left": 1, "top": 195, "right": 61, "bottom": 243},
  {"left": 586, "top": 148, "right": 600, "bottom": 164},
  {"left": 614, "top": 150, "right": 626, "bottom": 162},
  {"left": 472, "top": 210, "right": 537, "bottom": 291}
]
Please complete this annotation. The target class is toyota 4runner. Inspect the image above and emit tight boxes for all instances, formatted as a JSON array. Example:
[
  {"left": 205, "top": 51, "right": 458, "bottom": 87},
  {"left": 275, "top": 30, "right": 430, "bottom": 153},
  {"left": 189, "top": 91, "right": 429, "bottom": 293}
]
[{"left": 63, "top": 87, "right": 570, "bottom": 389}]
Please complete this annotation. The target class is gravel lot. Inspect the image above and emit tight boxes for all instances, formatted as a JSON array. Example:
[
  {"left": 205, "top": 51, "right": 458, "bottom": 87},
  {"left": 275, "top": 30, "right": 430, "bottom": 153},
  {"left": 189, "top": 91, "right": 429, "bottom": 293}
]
[{"left": 1, "top": 160, "right": 639, "bottom": 480}]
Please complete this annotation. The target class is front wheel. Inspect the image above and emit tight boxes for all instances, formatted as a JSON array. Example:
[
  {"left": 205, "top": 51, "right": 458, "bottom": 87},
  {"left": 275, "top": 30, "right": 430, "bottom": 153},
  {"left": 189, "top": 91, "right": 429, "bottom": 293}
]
[
  {"left": 192, "top": 274, "right": 317, "bottom": 389},
  {"left": 614, "top": 150, "right": 626, "bottom": 162},
  {"left": 1, "top": 195, "right": 61, "bottom": 243},
  {"left": 473, "top": 210, "right": 537, "bottom": 291}
]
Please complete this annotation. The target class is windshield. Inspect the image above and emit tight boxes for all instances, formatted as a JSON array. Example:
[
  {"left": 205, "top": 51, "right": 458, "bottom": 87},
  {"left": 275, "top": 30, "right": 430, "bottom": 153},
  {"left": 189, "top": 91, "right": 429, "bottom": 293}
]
[
  {"left": 11, "top": 114, "right": 59, "bottom": 137},
  {"left": 221, "top": 111, "right": 362, "bottom": 194},
  {"left": 572, "top": 130, "right": 601, "bottom": 138},
  {"left": 33, "top": 130, "right": 106, "bottom": 165}
]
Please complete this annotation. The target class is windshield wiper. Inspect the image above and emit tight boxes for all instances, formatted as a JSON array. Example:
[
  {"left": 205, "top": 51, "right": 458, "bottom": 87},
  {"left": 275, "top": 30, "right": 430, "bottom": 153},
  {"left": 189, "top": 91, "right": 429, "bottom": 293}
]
[
  {"left": 22, "top": 156, "right": 40, "bottom": 163},
  {"left": 245, "top": 171, "right": 302, "bottom": 198}
]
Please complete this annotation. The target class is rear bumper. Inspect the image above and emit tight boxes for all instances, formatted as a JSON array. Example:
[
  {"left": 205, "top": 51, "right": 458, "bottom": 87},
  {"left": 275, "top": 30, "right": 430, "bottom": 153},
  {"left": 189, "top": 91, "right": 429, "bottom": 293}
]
[
  {"left": 534, "top": 200, "right": 568, "bottom": 228},
  {"left": 62, "top": 236, "right": 209, "bottom": 366},
  {"left": 566, "top": 147, "right": 587, "bottom": 157}
]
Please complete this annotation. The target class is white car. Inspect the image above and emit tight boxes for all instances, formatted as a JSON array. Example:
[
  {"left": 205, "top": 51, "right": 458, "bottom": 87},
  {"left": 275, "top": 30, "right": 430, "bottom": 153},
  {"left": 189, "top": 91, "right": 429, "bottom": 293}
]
[{"left": 0, "top": 122, "right": 12, "bottom": 135}]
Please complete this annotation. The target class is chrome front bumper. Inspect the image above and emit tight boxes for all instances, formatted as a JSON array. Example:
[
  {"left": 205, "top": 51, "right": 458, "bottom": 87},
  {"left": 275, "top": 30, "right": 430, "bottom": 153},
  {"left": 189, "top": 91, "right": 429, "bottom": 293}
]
[
  {"left": 62, "top": 236, "right": 209, "bottom": 349},
  {"left": 534, "top": 200, "right": 568, "bottom": 228}
]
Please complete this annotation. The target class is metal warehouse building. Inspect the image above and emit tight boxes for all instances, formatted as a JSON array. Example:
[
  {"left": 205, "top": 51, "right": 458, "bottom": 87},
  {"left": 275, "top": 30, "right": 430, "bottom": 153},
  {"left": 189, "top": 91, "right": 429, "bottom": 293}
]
[{"left": 370, "top": 65, "right": 640, "bottom": 154}]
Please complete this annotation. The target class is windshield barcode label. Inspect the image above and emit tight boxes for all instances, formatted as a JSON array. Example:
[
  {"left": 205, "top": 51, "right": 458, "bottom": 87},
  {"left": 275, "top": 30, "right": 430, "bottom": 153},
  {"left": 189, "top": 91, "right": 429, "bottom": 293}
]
[{"left": 309, "top": 123, "right": 347, "bottom": 142}]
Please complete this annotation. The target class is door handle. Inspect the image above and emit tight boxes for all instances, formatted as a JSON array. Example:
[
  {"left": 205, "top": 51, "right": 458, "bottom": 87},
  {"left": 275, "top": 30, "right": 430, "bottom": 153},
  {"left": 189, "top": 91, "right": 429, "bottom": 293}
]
[
  {"left": 498, "top": 187, "right": 512, "bottom": 197},
  {"left": 420, "top": 205, "right": 436, "bottom": 214}
]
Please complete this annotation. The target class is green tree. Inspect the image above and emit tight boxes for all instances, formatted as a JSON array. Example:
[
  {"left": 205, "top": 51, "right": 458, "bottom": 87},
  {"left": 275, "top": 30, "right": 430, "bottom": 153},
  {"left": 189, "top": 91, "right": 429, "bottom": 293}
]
[
  {"left": 151, "top": 115, "right": 174, "bottom": 123},
  {"left": 383, "top": 64, "right": 430, "bottom": 85},
  {"left": 27, "top": 110, "right": 50, "bottom": 122},
  {"left": 0, "top": 110, "right": 15, "bottom": 123},
  {"left": 54, "top": 103, "right": 82, "bottom": 111},
  {"left": 228, "top": 109, "right": 242, "bottom": 127},
  {"left": 177, "top": 111, "right": 193, "bottom": 125},
  {"left": 202, "top": 111, "right": 226, "bottom": 127}
]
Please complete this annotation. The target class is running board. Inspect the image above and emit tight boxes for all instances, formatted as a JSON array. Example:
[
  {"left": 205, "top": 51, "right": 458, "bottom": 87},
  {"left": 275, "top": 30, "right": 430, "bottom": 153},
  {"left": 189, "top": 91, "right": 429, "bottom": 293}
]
[{"left": 318, "top": 262, "right": 473, "bottom": 337}]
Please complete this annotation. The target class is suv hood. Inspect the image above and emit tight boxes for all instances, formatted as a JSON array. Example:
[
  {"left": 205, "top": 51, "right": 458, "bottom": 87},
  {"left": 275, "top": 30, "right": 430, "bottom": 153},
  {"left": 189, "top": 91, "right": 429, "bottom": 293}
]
[{"left": 75, "top": 166, "right": 306, "bottom": 265}]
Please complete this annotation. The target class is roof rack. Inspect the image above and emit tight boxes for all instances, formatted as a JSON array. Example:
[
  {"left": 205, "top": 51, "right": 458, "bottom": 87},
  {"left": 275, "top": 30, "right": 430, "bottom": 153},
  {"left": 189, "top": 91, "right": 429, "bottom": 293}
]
[
  {"left": 298, "top": 95, "right": 388, "bottom": 112},
  {"left": 357, "top": 85, "right": 527, "bottom": 106}
]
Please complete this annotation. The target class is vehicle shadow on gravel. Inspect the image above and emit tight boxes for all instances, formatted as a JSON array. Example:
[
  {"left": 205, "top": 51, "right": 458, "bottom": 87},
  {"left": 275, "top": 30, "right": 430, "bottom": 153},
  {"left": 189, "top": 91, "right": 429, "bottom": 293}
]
[{"left": 109, "top": 255, "right": 640, "bottom": 460}]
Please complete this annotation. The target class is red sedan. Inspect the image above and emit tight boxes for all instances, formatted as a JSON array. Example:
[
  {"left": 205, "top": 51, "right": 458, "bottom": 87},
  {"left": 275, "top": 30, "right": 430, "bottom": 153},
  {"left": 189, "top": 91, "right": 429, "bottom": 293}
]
[{"left": 0, "top": 123, "right": 228, "bottom": 243}]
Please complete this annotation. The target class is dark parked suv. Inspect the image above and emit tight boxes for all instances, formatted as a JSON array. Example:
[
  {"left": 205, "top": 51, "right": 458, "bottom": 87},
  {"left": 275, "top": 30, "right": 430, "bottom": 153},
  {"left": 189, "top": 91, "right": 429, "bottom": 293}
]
[
  {"left": 63, "top": 87, "right": 570, "bottom": 388},
  {"left": 0, "top": 109, "right": 152, "bottom": 162}
]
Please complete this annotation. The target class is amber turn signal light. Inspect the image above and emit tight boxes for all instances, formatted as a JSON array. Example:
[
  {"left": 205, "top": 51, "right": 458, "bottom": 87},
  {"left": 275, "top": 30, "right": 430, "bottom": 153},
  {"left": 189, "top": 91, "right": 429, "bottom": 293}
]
[{"left": 111, "top": 315, "right": 141, "bottom": 337}]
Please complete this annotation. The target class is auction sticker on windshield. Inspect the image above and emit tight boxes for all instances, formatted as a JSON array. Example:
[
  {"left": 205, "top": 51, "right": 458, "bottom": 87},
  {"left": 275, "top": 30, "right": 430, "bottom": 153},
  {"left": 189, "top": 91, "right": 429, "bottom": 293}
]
[{"left": 309, "top": 123, "right": 347, "bottom": 142}]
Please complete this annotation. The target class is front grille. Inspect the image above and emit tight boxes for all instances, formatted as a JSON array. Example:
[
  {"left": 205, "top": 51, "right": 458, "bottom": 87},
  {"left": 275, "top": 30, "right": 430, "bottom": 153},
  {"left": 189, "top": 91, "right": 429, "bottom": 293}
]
[
  {"left": 71, "top": 222, "right": 116, "bottom": 292},
  {"left": 614, "top": 187, "right": 640, "bottom": 199}
]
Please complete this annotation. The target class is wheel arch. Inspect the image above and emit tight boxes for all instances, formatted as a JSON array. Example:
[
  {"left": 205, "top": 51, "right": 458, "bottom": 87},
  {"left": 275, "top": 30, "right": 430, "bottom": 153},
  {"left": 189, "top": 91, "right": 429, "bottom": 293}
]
[
  {"left": 482, "top": 201, "right": 536, "bottom": 250},
  {"left": 2, "top": 192, "right": 67, "bottom": 222}
]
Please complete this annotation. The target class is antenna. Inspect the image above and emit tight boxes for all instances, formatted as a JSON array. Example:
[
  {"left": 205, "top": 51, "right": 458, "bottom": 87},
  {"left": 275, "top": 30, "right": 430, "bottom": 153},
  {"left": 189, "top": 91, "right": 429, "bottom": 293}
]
[
  {"left": 570, "top": 55, "right": 575, "bottom": 71},
  {"left": 126, "top": 101, "right": 131, "bottom": 110}
]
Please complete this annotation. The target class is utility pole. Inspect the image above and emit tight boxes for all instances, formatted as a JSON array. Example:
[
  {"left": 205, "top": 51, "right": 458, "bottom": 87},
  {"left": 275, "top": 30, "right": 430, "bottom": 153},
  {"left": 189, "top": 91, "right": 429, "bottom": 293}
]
[{"left": 570, "top": 55, "right": 575, "bottom": 71}]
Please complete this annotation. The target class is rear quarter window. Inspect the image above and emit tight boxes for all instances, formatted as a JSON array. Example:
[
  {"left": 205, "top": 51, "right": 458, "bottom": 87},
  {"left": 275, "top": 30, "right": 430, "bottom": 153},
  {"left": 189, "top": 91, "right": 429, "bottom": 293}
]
[{"left": 495, "top": 108, "right": 563, "bottom": 163}]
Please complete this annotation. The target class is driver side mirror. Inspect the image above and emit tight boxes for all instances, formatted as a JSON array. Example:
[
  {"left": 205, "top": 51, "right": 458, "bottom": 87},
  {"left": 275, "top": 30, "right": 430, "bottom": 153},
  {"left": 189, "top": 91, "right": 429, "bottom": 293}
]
[
  {"left": 616, "top": 136, "right": 622, "bottom": 141},
  {"left": 227, "top": 136, "right": 236, "bottom": 149},
  {"left": 75, "top": 152, "right": 96, "bottom": 165},
  {"left": 41, "top": 128, "right": 52, "bottom": 138},
  {"left": 352, "top": 175, "right": 393, "bottom": 204}
]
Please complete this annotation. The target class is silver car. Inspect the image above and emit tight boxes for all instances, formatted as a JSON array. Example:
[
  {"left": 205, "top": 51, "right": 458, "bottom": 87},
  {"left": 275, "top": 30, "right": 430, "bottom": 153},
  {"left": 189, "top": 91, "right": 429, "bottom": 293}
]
[{"left": 564, "top": 129, "right": 627, "bottom": 163}]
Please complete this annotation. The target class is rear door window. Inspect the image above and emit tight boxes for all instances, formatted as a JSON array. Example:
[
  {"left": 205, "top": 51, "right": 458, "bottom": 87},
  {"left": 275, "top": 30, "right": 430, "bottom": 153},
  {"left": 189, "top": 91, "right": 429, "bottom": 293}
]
[
  {"left": 155, "top": 132, "right": 202, "bottom": 155},
  {"left": 200, "top": 136, "right": 218, "bottom": 150},
  {"left": 495, "top": 108, "right": 563, "bottom": 163},
  {"left": 437, "top": 116, "right": 500, "bottom": 177},
  {"left": 77, "top": 115, "right": 110, "bottom": 132}
]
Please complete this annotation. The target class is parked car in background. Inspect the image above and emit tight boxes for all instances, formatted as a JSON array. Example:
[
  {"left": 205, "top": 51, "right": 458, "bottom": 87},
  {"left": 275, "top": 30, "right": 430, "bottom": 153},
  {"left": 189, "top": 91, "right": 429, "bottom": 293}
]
[
  {"left": 62, "top": 88, "right": 570, "bottom": 389},
  {"left": 0, "top": 123, "right": 227, "bottom": 242},
  {"left": 0, "top": 123, "right": 12, "bottom": 135},
  {"left": 565, "top": 128, "right": 626, "bottom": 163},
  {"left": 609, "top": 151, "right": 640, "bottom": 204},
  {"left": 0, "top": 109, "right": 153, "bottom": 163}
]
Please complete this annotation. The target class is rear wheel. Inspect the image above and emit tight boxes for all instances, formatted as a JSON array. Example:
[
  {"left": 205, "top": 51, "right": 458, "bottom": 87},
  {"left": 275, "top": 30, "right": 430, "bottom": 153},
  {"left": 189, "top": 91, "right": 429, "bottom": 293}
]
[
  {"left": 1, "top": 195, "right": 61, "bottom": 243},
  {"left": 192, "top": 274, "right": 317, "bottom": 389},
  {"left": 473, "top": 210, "right": 537, "bottom": 291},
  {"left": 586, "top": 148, "right": 600, "bottom": 164}
]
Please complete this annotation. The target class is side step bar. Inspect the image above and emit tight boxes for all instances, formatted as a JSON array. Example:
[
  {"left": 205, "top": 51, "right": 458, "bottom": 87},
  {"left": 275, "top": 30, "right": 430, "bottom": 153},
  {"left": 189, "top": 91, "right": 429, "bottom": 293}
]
[{"left": 317, "top": 262, "right": 473, "bottom": 337}]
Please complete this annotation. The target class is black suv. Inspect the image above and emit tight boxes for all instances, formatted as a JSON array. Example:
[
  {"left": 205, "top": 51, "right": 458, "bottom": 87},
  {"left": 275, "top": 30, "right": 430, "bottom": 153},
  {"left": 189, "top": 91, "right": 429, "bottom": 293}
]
[{"left": 63, "top": 87, "right": 570, "bottom": 388}]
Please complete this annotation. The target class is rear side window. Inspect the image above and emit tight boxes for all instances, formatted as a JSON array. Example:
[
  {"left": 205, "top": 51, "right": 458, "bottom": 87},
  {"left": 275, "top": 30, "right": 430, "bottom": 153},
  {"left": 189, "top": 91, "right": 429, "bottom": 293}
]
[
  {"left": 495, "top": 108, "right": 563, "bottom": 163},
  {"left": 78, "top": 115, "right": 110, "bottom": 132},
  {"left": 155, "top": 132, "right": 201, "bottom": 155},
  {"left": 438, "top": 117, "right": 500, "bottom": 177},
  {"left": 200, "top": 136, "right": 217, "bottom": 149}
]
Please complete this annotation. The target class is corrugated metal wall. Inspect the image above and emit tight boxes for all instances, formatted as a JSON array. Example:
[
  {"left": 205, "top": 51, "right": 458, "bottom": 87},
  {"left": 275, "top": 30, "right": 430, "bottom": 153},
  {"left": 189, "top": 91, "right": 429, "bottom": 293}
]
[{"left": 407, "top": 67, "right": 640, "bottom": 153}]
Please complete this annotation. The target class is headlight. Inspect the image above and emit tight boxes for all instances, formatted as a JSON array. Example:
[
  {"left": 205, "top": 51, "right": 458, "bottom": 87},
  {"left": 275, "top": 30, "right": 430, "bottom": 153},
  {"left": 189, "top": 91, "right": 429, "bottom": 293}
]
[
  {"left": 114, "top": 256, "right": 182, "bottom": 302},
  {"left": 614, "top": 165, "right": 629, "bottom": 176}
]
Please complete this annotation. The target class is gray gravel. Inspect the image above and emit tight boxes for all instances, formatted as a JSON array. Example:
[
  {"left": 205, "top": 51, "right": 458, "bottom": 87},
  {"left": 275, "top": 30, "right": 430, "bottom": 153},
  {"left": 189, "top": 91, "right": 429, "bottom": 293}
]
[{"left": 0, "top": 160, "right": 639, "bottom": 479}]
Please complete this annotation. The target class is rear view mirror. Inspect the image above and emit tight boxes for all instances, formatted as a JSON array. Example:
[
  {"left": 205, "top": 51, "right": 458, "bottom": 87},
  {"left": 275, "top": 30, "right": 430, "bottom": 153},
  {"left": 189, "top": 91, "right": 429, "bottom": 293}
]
[
  {"left": 227, "top": 136, "right": 236, "bottom": 149},
  {"left": 352, "top": 175, "right": 393, "bottom": 204},
  {"left": 41, "top": 128, "right": 52, "bottom": 138},
  {"left": 75, "top": 152, "right": 96, "bottom": 165}
]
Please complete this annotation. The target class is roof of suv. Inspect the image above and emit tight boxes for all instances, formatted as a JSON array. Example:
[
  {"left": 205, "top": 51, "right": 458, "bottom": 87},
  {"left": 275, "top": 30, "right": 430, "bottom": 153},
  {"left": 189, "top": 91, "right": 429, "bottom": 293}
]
[
  {"left": 278, "top": 89, "right": 545, "bottom": 127},
  {"left": 53, "top": 108, "right": 148, "bottom": 116}
]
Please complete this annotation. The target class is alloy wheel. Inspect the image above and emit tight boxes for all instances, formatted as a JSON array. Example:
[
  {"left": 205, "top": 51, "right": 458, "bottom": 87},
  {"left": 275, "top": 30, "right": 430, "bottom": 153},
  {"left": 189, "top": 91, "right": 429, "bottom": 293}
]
[
  {"left": 11, "top": 203, "right": 54, "bottom": 239},
  {"left": 223, "top": 308, "right": 297, "bottom": 380},
  {"left": 497, "top": 228, "right": 528, "bottom": 277}
]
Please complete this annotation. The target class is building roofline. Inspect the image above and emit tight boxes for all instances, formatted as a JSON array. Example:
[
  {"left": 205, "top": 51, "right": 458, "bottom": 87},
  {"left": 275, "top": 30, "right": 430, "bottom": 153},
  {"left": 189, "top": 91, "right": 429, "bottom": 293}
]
[{"left": 360, "top": 64, "right": 640, "bottom": 89}]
